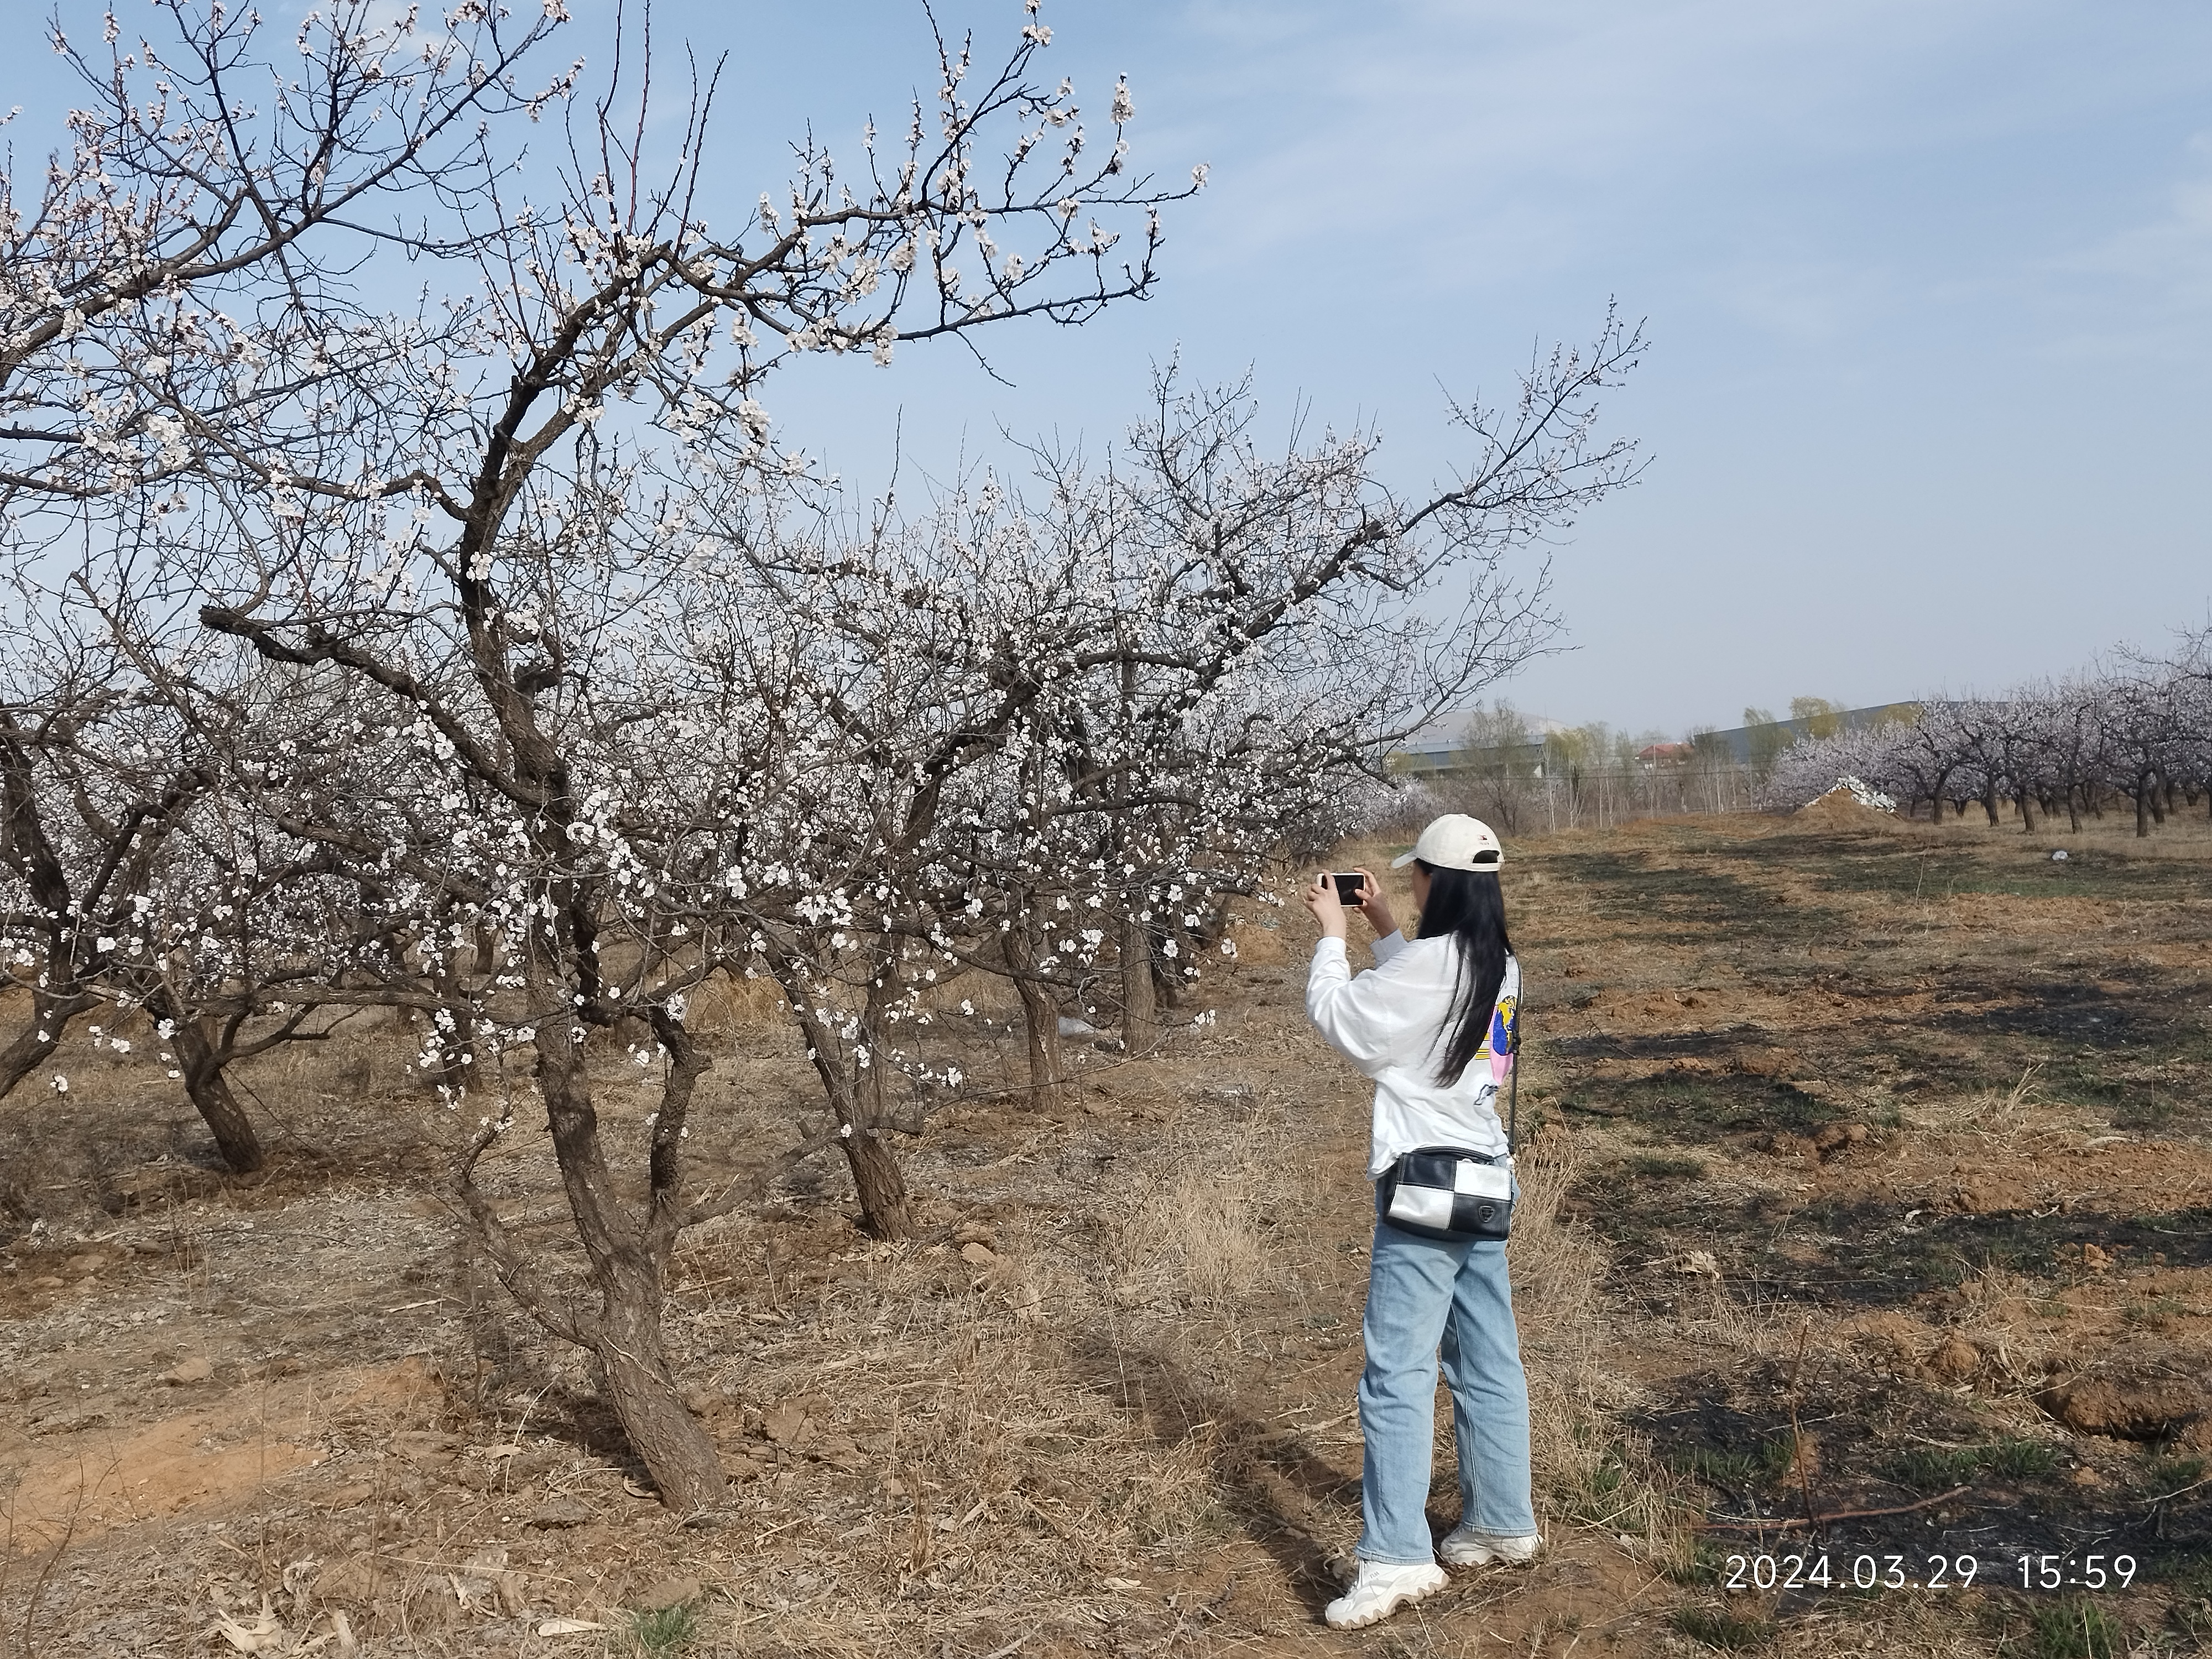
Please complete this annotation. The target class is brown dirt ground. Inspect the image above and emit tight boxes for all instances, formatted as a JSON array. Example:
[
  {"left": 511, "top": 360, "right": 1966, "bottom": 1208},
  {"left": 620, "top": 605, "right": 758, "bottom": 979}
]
[{"left": 3, "top": 806, "right": 2209, "bottom": 1657}]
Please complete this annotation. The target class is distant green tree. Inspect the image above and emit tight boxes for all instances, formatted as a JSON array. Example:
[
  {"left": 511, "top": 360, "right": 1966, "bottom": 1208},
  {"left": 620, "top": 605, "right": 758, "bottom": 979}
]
[
  {"left": 1542, "top": 721, "right": 1608, "bottom": 779},
  {"left": 1452, "top": 701, "right": 1542, "bottom": 780},
  {"left": 1744, "top": 706, "right": 1788, "bottom": 777},
  {"left": 1541, "top": 721, "right": 1610, "bottom": 807},
  {"left": 1790, "top": 696, "right": 1845, "bottom": 740}
]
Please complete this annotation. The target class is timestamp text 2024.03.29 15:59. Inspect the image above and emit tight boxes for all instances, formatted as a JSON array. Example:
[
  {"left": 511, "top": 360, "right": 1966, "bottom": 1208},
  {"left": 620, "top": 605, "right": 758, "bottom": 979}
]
[{"left": 1723, "top": 1554, "right": 2138, "bottom": 1593}]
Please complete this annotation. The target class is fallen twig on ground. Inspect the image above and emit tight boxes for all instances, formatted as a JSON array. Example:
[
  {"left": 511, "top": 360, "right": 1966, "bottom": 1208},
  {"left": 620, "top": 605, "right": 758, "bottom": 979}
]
[{"left": 1698, "top": 1485, "right": 1972, "bottom": 1532}]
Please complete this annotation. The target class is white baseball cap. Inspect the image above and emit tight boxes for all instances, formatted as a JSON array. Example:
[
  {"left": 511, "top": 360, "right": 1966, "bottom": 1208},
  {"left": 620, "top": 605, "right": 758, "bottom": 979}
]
[{"left": 1391, "top": 813, "right": 1504, "bottom": 872}]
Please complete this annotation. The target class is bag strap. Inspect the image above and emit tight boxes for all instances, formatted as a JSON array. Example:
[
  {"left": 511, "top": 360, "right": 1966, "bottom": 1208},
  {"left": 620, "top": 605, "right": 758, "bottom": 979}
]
[{"left": 1506, "top": 979, "right": 1522, "bottom": 1154}]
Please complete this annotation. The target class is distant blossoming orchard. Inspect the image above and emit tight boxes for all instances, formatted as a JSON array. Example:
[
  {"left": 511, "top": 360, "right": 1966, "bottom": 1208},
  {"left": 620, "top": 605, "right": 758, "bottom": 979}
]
[{"left": 1761, "top": 650, "right": 2212, "bottom": 834}]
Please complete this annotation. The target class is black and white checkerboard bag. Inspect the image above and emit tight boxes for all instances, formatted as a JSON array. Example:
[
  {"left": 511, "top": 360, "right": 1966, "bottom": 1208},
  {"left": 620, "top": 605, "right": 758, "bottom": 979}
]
[
  {"left": 1377, "top": 984, "right": 1524, "bottom": 1243},
  {"left": 1378, "top": 1146, "right": 1514, "bottom": 1243}
]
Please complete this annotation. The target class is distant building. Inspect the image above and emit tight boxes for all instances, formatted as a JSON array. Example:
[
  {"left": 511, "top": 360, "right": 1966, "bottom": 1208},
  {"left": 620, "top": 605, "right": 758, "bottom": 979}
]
[
  {"left": 1688, "top": 703, "right": 1924, "bottom": 764},
  {"left": 1390, "top": 711, "right": 1569, "bottom": 776},
  {"left": 1636, "top": 742, "right": 1696, "bottom": 766}
]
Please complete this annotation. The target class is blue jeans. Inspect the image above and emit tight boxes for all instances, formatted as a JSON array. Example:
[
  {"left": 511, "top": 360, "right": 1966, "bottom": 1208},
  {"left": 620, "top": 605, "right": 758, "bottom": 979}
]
[{"left": 1356, "top": 1185, "right": 1537, "bottom": 1563}]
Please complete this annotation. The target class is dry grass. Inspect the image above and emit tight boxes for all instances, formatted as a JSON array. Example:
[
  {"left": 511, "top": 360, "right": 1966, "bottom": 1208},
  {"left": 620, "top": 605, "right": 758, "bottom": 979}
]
[
  {"left": 685, "top": 970, "right": 795, "bottom": 1034},
  {"left": 1113, "top": 1141, "right": 1270, "bottom": 1319},
  {"left": 1505, "top": 1128, "right": 1682, "bottom": 1558}
]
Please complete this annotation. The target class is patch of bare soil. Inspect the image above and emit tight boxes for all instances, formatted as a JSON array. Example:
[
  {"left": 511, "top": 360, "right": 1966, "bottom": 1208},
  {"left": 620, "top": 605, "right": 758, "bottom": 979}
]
[
  {"left": 1521, "top": 811, "right": 2212, "bottom": 1655},
  {"left": 1, "top": 810, "right": 2206, "bottom": 1657}
]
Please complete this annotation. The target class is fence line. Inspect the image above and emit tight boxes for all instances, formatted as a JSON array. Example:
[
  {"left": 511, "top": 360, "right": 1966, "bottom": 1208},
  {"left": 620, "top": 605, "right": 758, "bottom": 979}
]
[{"left": 1385, "top": 758, "right": 1764, "bottom": 834}]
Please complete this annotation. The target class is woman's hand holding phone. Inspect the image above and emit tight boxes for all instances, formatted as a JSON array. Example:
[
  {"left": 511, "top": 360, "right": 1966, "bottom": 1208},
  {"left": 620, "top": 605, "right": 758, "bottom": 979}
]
[
  {"left": 1305, "top": 867, "right": 1394, "bottom": 941},
  {"left": 1352, "top": 867, "right": 1398, "bottom": 936},
  {"left": 1302, "top": 872, "right": 1350, "bottom": 940}
]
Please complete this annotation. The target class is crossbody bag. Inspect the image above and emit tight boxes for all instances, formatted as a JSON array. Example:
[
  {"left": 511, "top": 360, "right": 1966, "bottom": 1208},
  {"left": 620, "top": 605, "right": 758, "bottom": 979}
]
[{"left": 1376, "top": 988, "right": 1521, "bottom": 1244}]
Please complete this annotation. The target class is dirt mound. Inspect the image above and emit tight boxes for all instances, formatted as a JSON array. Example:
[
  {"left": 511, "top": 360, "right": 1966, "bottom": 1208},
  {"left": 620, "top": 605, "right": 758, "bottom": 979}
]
[
  {"left": 2041, "top": 1370, "right": 2209, "bottom": 1439},
  {"left": 1790, "top": 784, "right": 1902, "bottom": 830}
]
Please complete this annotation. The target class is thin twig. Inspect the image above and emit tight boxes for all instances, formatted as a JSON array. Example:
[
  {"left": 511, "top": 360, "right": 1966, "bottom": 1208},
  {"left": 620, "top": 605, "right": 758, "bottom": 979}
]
[
  {"left": 1698, "top": 1485, "right": 1972, "bottom": 1532},
  {"left": 1786, "top": 1321, "right": 1817, "bottom": 1528}
]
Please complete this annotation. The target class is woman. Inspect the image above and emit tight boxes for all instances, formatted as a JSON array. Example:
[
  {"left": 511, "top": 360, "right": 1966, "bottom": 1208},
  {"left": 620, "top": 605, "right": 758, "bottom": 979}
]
[{"left": 1302, "top": 812, "right": 1540, "bottom": 1631}]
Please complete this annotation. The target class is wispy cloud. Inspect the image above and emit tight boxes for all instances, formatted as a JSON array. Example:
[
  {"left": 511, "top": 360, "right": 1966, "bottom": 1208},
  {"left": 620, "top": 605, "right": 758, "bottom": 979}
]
[{"left": 2039, "top": 130, "right": 2212, "bottom": 356}]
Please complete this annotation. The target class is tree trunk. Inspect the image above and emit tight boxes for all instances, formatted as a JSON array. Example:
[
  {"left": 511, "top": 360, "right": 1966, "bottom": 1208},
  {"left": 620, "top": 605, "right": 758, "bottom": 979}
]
[
  {"left": 1001, "top": 923, "right": 1065, "bottom": 1107},
  {"left": 534, "top": 1010, "right": 727, "bottom": 1512},
  {"left": 2136, "top": 784, "right": 2152, "bottom": 838},
  {"left": 758, "top": 946, "right": 918, "bottom": 1240},
  {"left": 838, "top": 978, "right": 916, "bottom": 1239},
  {"left": 1120, "top": 916, "right": 1157, "bottom": 1052},
  {"left": 2015, "top": 791, "right": 2038, "bottom": 833},
  {"left": 174, "top": 1018, "right": 266, "bottom": 1175},
  {"left": 1015, "top": 974, "right": 1063, "bottom": 1105},
  {"left": 841, "top": 1130, "right": 914, "bottom": 1240},
  {"left": 1981, "top": 782, "right": 2001, "bottom": 826},
  {"left": 0, "top": 986, "right": 96, "bottom": 1102},
  {"left": 593, "top": 1264, "right": 728, "bottom": 1514},
  {"left": 2065, "top": 788, "right": 2081, "bottom": 832}
]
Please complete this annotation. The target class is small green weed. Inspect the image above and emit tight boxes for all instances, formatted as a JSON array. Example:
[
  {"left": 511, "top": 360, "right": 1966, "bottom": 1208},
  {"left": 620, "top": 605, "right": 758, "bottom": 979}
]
[
  {"left": 2140, "top": 1453, "right": 2206, "bottom": 1496},
  {"left": 1884, "top": 1436, "right": 2056, "bottom": 1490},
  {"left": 1663, "top": 1536, "right": 1729, "bottom": 1587},
  {"left": 1755, "top": 1434, "right": 1799, "bottom": 1484},
  {"left": 1670, "top": 1446, "right": 1761, "bottom": 1491},
  {"left": 1886, "top": 1444, "right": 1983, "bottom": 1491},
  {"left": 1670, "top": 1605, "right": 1772, "bottom": 1651},
  {"left": 1986, "top": 1437, "right": 2060, "bottom": 1479},
  {"left": 623, "top": 1602, "right": 701, "bottom": 1658},
  {"left": 2122, "top": 1294, "right": 2188, "bottom": 1329},
  {"left": 2164, "top": 1550, "right": 2212, "bottom": 1642},
  {"left": 1561, "top": 1442, "right": 1631, "bottom": 1524},
  {"left": 2015, "top": 1597, "right": 2125, "bottom": 1659},
  {"left": 2158, "top": 1550, "right": 2212, "bottom": 1597},
  {"left": 1625, "top": 1153, "right": 1707, "bottom": 1180}
]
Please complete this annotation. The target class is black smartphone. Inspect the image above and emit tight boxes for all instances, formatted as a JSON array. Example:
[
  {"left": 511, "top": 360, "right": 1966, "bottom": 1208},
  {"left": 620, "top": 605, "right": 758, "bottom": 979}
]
[{"left": 1331, "top": 872, "right": 1366, "bottom": 902}]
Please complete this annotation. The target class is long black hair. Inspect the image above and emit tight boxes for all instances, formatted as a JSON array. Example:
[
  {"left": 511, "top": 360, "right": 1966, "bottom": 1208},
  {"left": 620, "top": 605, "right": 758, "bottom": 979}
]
[{"left": 1415, "top": 858, "right": 1513, "bottom": 1087}]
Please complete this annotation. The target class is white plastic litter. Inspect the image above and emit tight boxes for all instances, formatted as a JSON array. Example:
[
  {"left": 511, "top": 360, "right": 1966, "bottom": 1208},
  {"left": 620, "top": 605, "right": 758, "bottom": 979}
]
[{"left": 1834, "top": 775, "right": 1897, "bottom": 812}]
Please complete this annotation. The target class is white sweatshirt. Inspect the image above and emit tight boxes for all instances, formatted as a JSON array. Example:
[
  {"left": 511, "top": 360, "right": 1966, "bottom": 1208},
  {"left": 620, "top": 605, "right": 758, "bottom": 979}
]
[{"left": 1306, "top": 929, "right": 1520, "bottom": 1177}]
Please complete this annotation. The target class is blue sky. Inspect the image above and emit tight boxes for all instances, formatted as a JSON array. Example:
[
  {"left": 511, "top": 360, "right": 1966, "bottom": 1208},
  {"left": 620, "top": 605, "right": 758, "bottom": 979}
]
[{"left": 13, "top": 2, "right": 2211, "bottom": 734}]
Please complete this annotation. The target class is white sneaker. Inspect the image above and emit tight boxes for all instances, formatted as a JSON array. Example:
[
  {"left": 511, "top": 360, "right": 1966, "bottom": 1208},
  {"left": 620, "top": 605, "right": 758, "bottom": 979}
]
[
  {"left": 1438, "top": 1526, "right": 1542, "bottom": 1568},
  {"left": 1323, "top": 1559, "right": 1449, "bottom": 1629}
]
